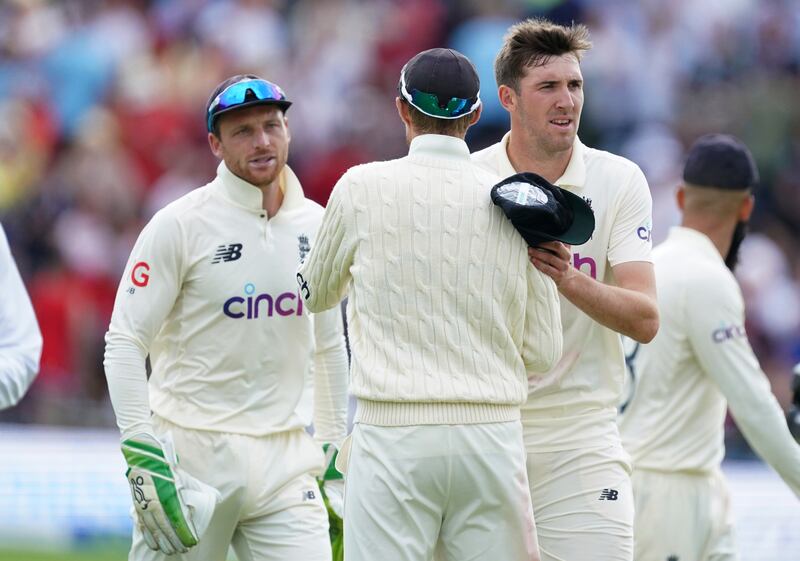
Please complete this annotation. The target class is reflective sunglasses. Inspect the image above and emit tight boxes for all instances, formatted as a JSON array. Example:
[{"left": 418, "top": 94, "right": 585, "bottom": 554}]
[
  {"left": 399, "top": 73, "right": 480, "bottom": 119},
  {"left": 206, "top": 79, "right": 289, "bottom": 132}
]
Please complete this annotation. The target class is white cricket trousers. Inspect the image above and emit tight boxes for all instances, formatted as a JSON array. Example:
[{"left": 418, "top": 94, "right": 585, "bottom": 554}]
[
  {"left": 340, "top": 421, "right": 539, "bottom": 561},
  {"left": 526, "top": 443, "right": 635, "bottom": 561},
  {"left": 632, "top": 468, "right": 737, "bottom": 561},
  {"left": 129, "top": 415, "right": 331, "bottom": 561}
]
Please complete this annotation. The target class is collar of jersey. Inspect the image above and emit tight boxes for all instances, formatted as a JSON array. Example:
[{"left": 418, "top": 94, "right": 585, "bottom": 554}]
[
  {"left": 408, "top": 134, "right": 471, "bottom": 161},
  {"left": 214, "top": 161, "right": 306, "bottom": 212},
  {"left": 497, "top": 131, "right": 587, "bottom": 190},
  {"left": 668, "top": 226, "right": 724, "bottom": 264}
]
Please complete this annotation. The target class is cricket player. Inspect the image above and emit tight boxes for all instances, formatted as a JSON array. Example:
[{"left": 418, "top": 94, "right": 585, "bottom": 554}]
[
  {"left": 472, "top": 19, "right": 659, "bottom": 561},
  {"left": 0, "top": 222, "right": 42, "bottom": 410},
  {"left": 619, "top": 134, "right": 800, "bottom": 561},
  {"left": 104, "top": 74, "right": 349, "bottom": 560},
  {"left": 297, "top": 48, "right": 582, "bottom": 561}
]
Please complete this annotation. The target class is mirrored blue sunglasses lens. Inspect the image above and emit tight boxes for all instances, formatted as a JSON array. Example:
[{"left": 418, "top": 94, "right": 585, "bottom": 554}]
[
  {"left": 216, "top": 80, "right": 285, "bottom": 110},
  {"left": 207, "top": 79, "right": 286, "bottom": 131}
]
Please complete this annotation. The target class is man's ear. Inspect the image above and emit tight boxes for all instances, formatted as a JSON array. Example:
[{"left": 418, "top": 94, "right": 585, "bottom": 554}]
[
  {"left": 676, "top": 184, "right": 686, "bottom": 211},
  {"left": 208, "top": 132, "right": 222, "bottom": 159},
  {"left": 498, "top": 85, "right": 516, "bottom": 112},
  {"left": 396, "top": 97, "right": 412, "bottom": 127},
  {"left": 740, "top": 193, "right": 755, "bottom": 221},
  {"left": 469, "top": 104, "right": 482, "bottom": 126}
]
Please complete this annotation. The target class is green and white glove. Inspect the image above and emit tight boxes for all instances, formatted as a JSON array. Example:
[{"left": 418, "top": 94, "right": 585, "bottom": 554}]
[
  {"left": 122, "top": 433, "right": 220, "bottom": 555},
  {"left": 320, "top": 443, "right": 344, "bottom": 518},
  {"left": 319, "top": 443, "right": 344, "bottom": 561}
]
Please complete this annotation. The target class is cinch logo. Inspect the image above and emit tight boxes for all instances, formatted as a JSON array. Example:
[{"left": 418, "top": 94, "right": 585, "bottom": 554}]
[
  {"left": 223, "top": 283, "right": 303, "bottom": 319},
  {"left": 637, "top": 219, "right": 652, "bottom": 242},
  {"left": 131, "top": 262, "right": 150, "bottom": 287},
  {"left": 573, "top": 253, "right": 597, "bottom": 280},
  {"left": 712, "top": 324, "right": 746, "bottom": 343}
]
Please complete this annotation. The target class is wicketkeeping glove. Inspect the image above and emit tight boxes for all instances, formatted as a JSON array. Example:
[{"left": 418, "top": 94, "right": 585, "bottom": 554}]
[
  {"left": 319, "top": 443, "right": 344, "bottom": 561},
  {"left": 122, "top": 433, "right": 220, "bottom": 555}
]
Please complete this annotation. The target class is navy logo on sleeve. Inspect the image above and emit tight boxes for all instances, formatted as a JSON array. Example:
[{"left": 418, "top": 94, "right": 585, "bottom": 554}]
[
  {"left": 712, "top": 324, "right": 746, "bottom": 343},
  {"left": 636, "top": 218, "right": 652, "bottom": 242}
]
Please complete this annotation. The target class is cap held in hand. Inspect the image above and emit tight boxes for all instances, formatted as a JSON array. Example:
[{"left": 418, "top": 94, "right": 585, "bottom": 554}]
[{"left": 491, "top": 172, "right": 595, "bottom": 246}]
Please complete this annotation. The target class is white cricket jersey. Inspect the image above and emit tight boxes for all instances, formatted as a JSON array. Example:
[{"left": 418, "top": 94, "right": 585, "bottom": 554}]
[
  {"left": 298, "top": 134, "right": 563, "bottom": 426},
  {"left": 619, "top": 227, "right": 800, "bottom": 494},
  {"left": 104, "top": 162, "right": 348, "bottom": 442},
  {"left": 473, "top": 133, "right": 653, "bottom": 451},
  {"left": 0, "top": 223, "right": 42, "bottom": 410}
]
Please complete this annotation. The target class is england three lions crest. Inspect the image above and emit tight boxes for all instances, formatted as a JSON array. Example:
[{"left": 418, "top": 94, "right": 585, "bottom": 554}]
[{"left": 298, "top": 234, "right": 311, "bottom": 262}]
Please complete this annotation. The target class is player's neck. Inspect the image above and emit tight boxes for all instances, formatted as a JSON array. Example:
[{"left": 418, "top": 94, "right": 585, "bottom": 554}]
[
  {"left": 506, "top": 131, "right": 571, "bottom": 185},
  {"left": 681, "top": 217, "right": 736, "bottom": 259}
]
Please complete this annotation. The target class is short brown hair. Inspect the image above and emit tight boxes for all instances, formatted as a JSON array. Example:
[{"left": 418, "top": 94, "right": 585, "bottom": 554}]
[
  {"left": 404, "top": 102, "right": 473, "bottom": 137},
  {"left": 495, "top": 18, "right": 592, "bottom": 92}
]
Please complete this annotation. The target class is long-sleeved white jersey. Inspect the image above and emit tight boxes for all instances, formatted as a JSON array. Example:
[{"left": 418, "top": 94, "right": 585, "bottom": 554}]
[
  {"left": 104, "top": 162, "right": 348, "bottom": 444},
  {"left": 619, "top": 226, "right": 800, "bottom": 495},
  {"left": 473, "top": 133, "right": 653, "bottom": 451},
  {"left": 0, "top": 223, "right": 42, "bottom": 410},
  {"left": 297, "top": 134, "right": 562, "bottom": 427}
]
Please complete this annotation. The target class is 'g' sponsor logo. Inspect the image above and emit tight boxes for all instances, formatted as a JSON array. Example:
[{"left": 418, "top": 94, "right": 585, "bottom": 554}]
[
  {"left": 712, "top": 324, "right": 746, "bottom": 343},
  {"left": 131, "top": 262, "right": 150, "bottom": 287}
]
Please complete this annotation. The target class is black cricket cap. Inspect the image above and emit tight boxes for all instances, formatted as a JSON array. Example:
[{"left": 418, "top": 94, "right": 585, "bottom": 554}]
[
  {"left": 398, "top": 48, "right": 481, "bottom": 119},
  {"left": 683, "top": 134, "right": 759, "bottom": 191},
  {"left": 491, "top": 172, "right": 595, "bottom": 246}
]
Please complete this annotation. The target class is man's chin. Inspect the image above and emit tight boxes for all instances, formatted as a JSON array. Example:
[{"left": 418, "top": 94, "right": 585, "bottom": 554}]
[
  {"left": 234, "top": 164, "right": 280, "bottom": 188},
  {"left": 543, "top": 135, "right": 575, "bottom": 156},
  {"left": 251, "top": 172, "right": 280, "bottom": 189}
]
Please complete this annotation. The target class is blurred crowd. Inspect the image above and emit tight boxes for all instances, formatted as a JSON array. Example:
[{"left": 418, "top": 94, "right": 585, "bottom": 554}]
[{"left": 1, "top": 0, "right": 799, "bottom": 455}]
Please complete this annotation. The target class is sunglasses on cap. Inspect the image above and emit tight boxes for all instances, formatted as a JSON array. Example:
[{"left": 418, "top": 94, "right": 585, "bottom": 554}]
[
  {"left": 399, "top": 73, "right": 481, "bottom": 119},
  {"left": 206, "top": 79, "right": 290, "bottom": 132}
]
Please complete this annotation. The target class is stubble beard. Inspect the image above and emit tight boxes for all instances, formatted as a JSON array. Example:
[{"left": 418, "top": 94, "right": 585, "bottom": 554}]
[
  {"left": 233, "top": 155, "right": 284, "bottom": 189},
  {"left": 527, "top": 122, "right": 574, "bottom": 161}
]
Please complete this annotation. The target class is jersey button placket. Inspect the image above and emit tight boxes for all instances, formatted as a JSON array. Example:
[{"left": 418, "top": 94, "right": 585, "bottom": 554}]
[{"left": 260, "top": 212, "right": 274, "bottom": 248}]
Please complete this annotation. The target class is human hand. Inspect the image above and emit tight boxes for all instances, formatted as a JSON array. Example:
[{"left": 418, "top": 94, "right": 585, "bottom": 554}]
[{"left": 528, "top": 241, "right": 574, "bottom": 287}]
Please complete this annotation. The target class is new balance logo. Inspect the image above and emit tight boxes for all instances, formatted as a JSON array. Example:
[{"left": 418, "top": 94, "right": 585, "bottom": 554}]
[
  {"left": 212, "top": 243, "right": 243, "bottom": 264},
  {"left": 303, "top": 489, "right": 316, "bottom": 501},
  {"left": 598, "top": 488, "right": 618, "bottom": 501}
]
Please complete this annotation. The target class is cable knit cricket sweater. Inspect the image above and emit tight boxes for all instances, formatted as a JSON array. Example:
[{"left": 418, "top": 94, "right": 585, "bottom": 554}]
[{"left": 298, "top": 134, "right": 563, "bottom": 426}]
